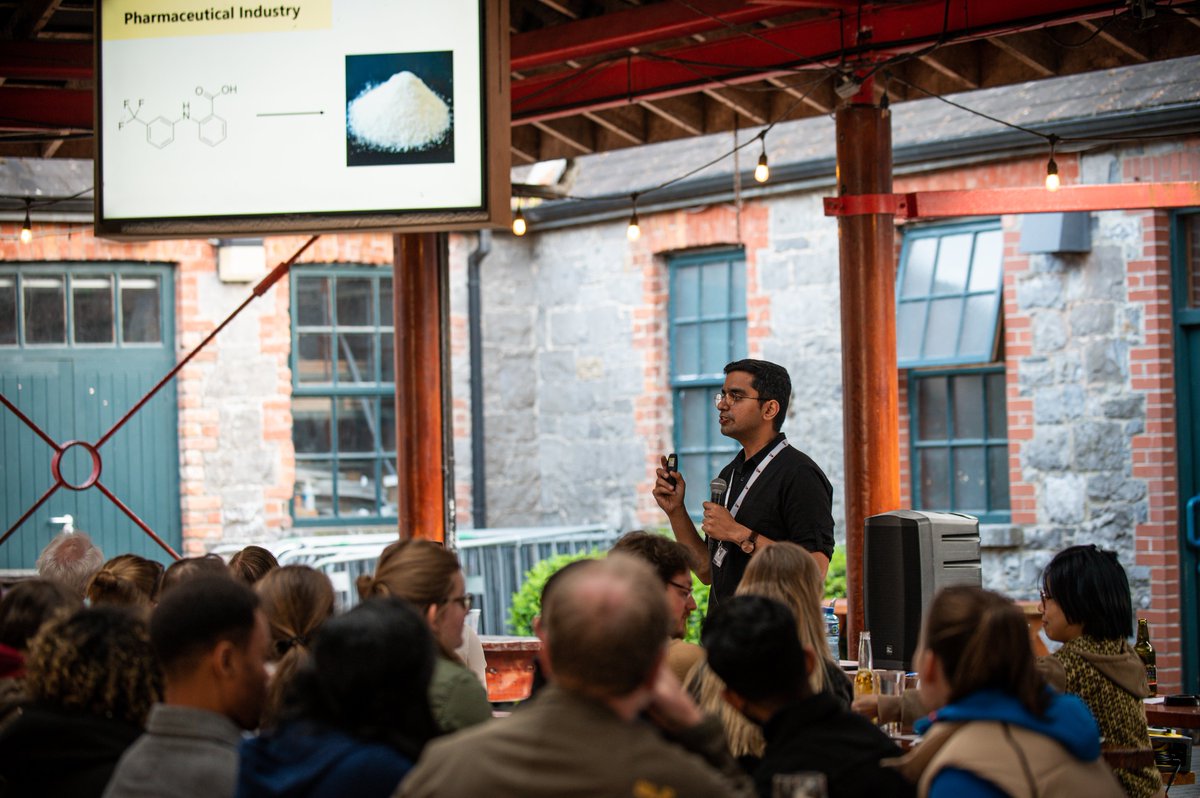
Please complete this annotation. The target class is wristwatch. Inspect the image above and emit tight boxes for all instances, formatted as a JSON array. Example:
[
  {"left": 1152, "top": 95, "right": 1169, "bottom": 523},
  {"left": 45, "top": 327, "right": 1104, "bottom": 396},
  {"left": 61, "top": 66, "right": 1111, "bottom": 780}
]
[{"left": 740, "top": 531, "right": 759, "bottom": 554}]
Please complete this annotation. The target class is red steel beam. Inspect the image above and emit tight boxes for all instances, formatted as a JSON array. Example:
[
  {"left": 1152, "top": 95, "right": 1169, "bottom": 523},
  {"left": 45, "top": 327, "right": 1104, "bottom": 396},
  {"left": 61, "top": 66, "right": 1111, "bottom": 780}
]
[
  {"left": 823, "top": 182, "right": 1200, "bottom": 218},
  {"left": 511, "top": 0, "right": 797, "bottom": 72},
  {"left": 512, "top": 0, "right": 1126, "bottom": 123},
  {"left": 0, "top": 40, "right": 92, "bottom": 81},
  {"left": 0, "top": 86, "right": 92, "bottom": 132}
]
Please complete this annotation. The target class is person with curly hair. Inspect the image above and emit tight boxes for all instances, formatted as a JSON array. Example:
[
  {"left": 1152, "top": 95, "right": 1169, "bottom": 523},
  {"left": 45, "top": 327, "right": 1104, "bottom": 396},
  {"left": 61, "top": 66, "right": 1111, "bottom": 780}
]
[
  {"left": 0, "top": 605, "right": 162, "bottom": 797},
  {"left": 254, "top": 565, "right": 335, "bottom": 729},
  {"left": 0, "top": 578, "right": 77, "bottom": 714},
  {"left": 85, "top": 554, "right": 164, "bottom": 610}
]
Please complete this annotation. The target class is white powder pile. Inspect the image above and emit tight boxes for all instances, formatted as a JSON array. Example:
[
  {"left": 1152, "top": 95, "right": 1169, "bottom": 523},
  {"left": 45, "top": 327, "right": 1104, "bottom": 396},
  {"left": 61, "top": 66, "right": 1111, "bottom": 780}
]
[{"left": 348, "top": 71, "right": 451, "bottom": 152}]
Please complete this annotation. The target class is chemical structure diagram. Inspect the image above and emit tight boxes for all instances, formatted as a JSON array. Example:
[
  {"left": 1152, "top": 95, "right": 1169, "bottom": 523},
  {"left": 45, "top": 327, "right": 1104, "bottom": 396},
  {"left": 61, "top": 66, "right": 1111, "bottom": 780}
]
[{"left": 118, "top": 85, "right": 237, "bottom": 149}]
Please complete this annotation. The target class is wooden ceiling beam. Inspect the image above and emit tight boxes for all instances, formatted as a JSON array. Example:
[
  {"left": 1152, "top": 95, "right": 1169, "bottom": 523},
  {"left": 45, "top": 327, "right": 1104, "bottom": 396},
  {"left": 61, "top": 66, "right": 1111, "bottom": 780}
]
[
  {"left": 582, "top": 107, "right": 645, "bottom": 146},
  {"left": 1077, "top": 19, "right": 1150, "bottom": 62},
  {"left": 640, "top": 97, "right": 704, "bottom": 137},
  {"left": 765, "top": 74, "right": 832, "bottom": 115},
  {"left": 917, "top": 43, "right": 981, "bottom": 91},
  {"left": 702, "top": 86, "right": 768, "bottom": 126},
  {"left": 987, "top": 30, "right": 1058, "bottom": 76},
  {"left": 531, "top": 117, "right": 595, "bottom": 154}
]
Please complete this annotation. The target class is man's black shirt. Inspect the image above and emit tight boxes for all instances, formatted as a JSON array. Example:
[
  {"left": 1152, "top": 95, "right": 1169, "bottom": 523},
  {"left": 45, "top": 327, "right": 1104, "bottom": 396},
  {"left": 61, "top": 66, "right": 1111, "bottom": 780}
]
[{"left": 706, "top": 432, "right": 835, "bottom": 611}]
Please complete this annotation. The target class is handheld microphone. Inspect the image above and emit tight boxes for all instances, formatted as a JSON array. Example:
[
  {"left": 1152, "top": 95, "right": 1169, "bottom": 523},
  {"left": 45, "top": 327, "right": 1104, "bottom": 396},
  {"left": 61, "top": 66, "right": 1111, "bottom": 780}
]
[{"left": 709, "top": 477, "right": 728, "bottom": 506}]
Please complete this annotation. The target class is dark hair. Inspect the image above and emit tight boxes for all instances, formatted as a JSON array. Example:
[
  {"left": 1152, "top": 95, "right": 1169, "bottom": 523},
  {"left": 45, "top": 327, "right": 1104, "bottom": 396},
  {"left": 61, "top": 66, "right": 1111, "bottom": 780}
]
[
  {"left": 160, "top": 553, "right": 231, "bottom": 596},
  {"left": 610, "top": 531, "right": 694, "bottom": 585},
  {"left": 543, "top": 556, "right": 668, "bottom": 698},
  {"left": 229, "top": 546, "right": 280, "bottom": 585},
  {"left": 0, "top": 578, "right": 77, "bottom": 651},
  {"left": 922, "top": 586, "right": 1048, "bottom": 717},
  {"left": 150, "top": 576, "right": 260, "bottom": 675},
  {"left": 1041, "top": 545, "right": 1133, "bottom": 640},
  {"left": 703, "top": 594, "right": 809, "bottom": 702},
  {"left": 724, "top": 359, "right": 791, "bottom": 431},
  {"left": 283, "top": 597, "right": 437, "bottom": 759},
  {"left": 26, "top": 605, "right": 162, "bottom": 727}
]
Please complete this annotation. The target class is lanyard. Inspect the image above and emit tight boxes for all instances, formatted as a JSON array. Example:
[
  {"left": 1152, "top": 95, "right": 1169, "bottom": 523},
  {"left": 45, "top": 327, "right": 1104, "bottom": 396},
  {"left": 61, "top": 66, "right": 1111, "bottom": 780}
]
[{"left": 727, "top": 439, "right": 789, "bottom": 519}]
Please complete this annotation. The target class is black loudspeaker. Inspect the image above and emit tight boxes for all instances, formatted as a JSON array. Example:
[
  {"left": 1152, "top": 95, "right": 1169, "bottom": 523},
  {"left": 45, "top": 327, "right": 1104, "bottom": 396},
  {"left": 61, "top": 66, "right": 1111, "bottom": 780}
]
[{"left": 864, "top": 510, "right": 982, "bottom": 670}]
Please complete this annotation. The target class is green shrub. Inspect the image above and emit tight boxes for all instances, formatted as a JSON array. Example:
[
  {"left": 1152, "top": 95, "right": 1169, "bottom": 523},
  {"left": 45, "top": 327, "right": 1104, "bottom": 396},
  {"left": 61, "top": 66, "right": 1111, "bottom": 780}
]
[
  {"left": 826, "top": 546, "right": 847, "bottom": 599},
  {"left": 506, "top": 551, "right": 601, "bottom": 636},
  {"left": 684, "top": 574, "right": 710, "bottom": 644}
]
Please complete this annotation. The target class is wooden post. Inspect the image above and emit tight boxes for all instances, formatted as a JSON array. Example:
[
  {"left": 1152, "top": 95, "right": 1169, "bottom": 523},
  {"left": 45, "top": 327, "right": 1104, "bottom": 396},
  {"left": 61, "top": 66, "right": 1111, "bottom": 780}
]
[
  {"left": 835, "top": 82, "right": 901, "bottom": 648},
  {"left": 392, "top": 232, "right": 451, "bottom": 543}
]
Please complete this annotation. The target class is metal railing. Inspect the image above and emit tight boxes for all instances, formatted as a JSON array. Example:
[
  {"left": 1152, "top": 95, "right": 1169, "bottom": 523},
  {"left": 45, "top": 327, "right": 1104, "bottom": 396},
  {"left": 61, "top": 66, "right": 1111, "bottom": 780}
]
[{"left": 215, "top": 524, "right": 618, "bottom": 634}]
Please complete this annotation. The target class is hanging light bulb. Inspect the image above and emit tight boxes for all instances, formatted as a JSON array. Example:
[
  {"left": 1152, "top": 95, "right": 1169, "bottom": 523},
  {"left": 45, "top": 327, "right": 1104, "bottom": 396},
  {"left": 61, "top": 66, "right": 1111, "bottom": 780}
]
[
  {"left": 627, "top": 194, "right": 641, "bottom": 241},
  {"left": 1045, "top": 158, "right": 1060, "bottom": 192},
  {"left": 753, "top": 147, "right": 772, "bottom": 182},
  {"left": 627, "top": 209, "right": 641, "bottom": 241},
  {"left": 19, "top": 203, "right": 33, "bottom": 244},
  {"left": 512, "top": 203, "right": 527, "bottom": 236},
  {"left": 1044, "top": 135, "right": 1060, "bottom": 192}
]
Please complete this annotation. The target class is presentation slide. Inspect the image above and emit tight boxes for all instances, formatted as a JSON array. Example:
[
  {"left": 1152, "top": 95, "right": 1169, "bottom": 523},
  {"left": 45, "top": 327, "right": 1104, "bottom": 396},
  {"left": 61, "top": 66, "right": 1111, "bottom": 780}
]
[{"left": 97, "top": 0, "right": 487, "bottom": 226}]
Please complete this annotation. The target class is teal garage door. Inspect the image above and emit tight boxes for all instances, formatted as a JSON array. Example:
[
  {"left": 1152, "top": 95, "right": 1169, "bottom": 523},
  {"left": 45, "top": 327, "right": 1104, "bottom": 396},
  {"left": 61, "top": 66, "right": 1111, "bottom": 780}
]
[{"left": 0, "top": 264, "right": 180, "bottom": 569}]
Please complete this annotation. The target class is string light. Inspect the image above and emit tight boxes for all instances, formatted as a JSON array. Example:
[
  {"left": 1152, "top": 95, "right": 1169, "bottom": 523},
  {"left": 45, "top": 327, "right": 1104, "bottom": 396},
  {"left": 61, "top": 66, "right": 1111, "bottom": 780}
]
[
  {"left": 512, "top": 201, "right": 527, "bottom": 236},
  {"left": 627, "top": 194, "right": 641, "bottom": 241},
  {"left": 754, "top": 134, "right": 770, "bottom": 184},
  {"left": 1045, "top": 135, "right": 1060, "bottom": 192},
  {"left": 19, "top": 201, "right": 32, "bottom": 244}
]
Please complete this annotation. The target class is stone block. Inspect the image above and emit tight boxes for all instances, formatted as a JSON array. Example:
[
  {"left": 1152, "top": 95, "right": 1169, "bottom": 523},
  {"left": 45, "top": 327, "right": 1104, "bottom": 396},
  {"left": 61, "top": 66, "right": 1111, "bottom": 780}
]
[
  {"left": 1018, "top": 357, "right": 1055, "bottom": 389},
  {"left": 1069, "top": 303, "right": 1115, "bottom": 337},
  {"left": 1086, "top": 474, "right": 1146, "bottom": 503},
  {"left": 1032, "top": 311, "right": 1067, "bottom": 352},
  {"left": 1074, "top": 420, "right": 1125, "bottom": 471},
  {"left": 1023, "top": 427, "right": 1071, "bottom": 472},
  {"left": 1033, "top": 385, "right": 1084, "bottom": 424},
  {"left": 1084, "top": 340, "right": 1127, "bottom": 384},
  {"left": 1100, "top": 395, "right": 1143, "bottom": 419},
  {"left": 1043, "top": 473, "right": 1086, "bottom": 524},
  {"left": 1016, "top": 274, "right": 1065, "bottom": 311},
  {"left": 1023, "top": 526, "right": 1065, "bottom": 550},
  {"left": 979, "top": 524, "right": 1024, "bottom": 548},
  {"left": 1066, "top": 244, "right": 1126, "bottom": 302}
]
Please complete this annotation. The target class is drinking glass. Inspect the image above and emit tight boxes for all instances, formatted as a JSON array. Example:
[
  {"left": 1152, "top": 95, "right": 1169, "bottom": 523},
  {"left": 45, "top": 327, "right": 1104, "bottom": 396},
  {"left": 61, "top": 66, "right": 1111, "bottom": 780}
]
[{"left": 772, "top": 772, "right": 829, "bottom": 798}]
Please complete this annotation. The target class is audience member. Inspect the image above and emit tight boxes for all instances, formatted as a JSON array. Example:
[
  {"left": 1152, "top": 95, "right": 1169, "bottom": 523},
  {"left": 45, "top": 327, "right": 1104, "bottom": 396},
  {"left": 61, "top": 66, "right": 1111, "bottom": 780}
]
[
  {"left": 159, "top": 553, "right": 231, "bottom": 595},
  {"left": 35, "top": 530, "right": 104, "bottom": 600},
  {"left": 1038, "top": 545, "right": 1162, "bottom": 798},
  {"left": 398, "top": 555, "right": 755, "bottom": 798},
  {"left": 689, "top": 541, "right": 852, "bottom": 765},
  {"left": 85, "top": 554, "right": 164, "bottom": 610},
  {"left": 103, "top": 577, "right": 270, "bottom": 798},
  {"left": 704, "top": 595, "right": 912, "bottom": 798},
  {"left": 0, "top": 578, "right": 77, "bottom": 712},
  {"left": 229, "top": 546, "right": 280, "bottom": 585},
  {"left": 255, "top": 565, "right": 335, "bottom": 729},
  {"left": 610, "top": 531, "right": 703, "bottom": 681},
  {"left": 357, "top": 540, "right": 490, "bottom": 733},
  {"left": 527, "top": 558, "right": 592, "bottom": 697},
  {"left": 238, "top": 598, "right": 438, "bottom": 798},
  {"left": 0, "top": 606, "right": 162, "bottom": 797},
  {"left": 887, "top": 586, "right": 1123, "bottom": 797}
]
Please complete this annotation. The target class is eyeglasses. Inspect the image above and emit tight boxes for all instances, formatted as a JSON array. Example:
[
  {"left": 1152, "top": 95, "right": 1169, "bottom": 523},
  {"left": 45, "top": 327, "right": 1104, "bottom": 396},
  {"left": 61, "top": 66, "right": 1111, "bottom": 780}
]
[
  {"left": 714, "top": 391, "right": 769, "bottom": 408},
  {"left": 667, "top": 579, "right": 694, "bottom": 599},
  {"left": 446, "top": 593, "right": 473, "bottom": 611},
  {"left": 1039, "top": 590, "right": 1052, "bottom": 605}
]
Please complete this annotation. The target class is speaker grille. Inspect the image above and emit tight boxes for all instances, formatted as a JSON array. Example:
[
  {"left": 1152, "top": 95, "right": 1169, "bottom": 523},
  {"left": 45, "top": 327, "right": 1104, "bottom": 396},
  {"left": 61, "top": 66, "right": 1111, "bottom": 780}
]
[{"left": 865, "top": 522, "right": 923, "bottom": 670}]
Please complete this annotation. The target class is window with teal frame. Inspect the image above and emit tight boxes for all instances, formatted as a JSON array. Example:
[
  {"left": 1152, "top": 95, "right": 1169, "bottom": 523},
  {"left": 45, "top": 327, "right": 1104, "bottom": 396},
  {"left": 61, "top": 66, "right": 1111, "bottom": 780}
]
[
  {"left": 909, "top": 369, "right": 1010, "bottom": 522},
  {"left": 290, "top": 267, "right": 397, "bottom": 525},
  {"left": 669, "top": 250, "right": 746, "bottom": 518},
  {"left": 897, "top": 221, "right": 1005, "bottom": 368}
]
